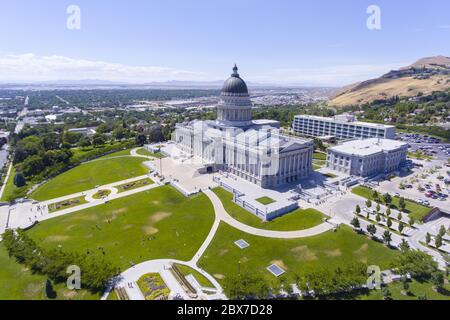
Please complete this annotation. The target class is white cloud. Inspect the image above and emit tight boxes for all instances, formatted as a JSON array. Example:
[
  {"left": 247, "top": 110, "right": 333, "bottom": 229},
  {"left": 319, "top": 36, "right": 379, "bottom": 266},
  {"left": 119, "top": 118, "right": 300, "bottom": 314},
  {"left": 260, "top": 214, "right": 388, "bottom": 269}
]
[
  {"left": 0, "top": 53, "right": 407, "bottom": 87},
  {"left": 0, "top": 53, "right": 206, "bottom": 83}
]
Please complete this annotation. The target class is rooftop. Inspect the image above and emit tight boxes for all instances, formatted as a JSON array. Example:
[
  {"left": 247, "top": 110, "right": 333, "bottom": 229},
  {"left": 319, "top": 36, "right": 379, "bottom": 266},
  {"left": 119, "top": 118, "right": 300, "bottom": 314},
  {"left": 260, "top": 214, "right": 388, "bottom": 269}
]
[{"left": 329, "top": 138, "right": 408, "bottom": 156}]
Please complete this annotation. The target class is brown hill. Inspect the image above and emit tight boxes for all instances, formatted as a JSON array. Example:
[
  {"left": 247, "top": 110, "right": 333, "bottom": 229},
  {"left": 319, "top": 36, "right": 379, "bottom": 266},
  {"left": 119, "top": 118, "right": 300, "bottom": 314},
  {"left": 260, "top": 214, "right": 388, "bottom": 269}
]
[{"left": 329, "top": 56, "right": 450, "bottom": 107}]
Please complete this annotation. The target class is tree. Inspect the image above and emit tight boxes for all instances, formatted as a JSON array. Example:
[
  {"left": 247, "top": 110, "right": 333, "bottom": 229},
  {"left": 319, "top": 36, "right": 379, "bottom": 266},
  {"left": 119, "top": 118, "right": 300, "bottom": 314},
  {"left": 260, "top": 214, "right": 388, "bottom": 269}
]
[
  {"left": 372, "top": 190, "right": 379, "bottom": 200},
  {"left": 431, "top": 272, "right": 444, "bottom": 292},
  {"left": 13, "top": 172, "right": 26, "bottom": 188},
  {"left": 223, "top": 272, "right": 270, "bottom": 299},
  {"left": 397, "top": 212, "right": 403, "bottom": 221},
  {"left": 135, "top": 134, "right": 147, "bottom": 147},
  {"left": 112, "top": 127, "right": 127, "bottom": 141},
  {"left": 376, "top": 213, "right": 381, "bottom": 223},
  {"left": 42, "top": 132, "right": 61, "bottom": 150},
  {"left": 78, "top": 136, "right": 92, "bottom": 149},
  {"left": 92, "top": 134, "right": 107, "bottom": 147},
  {"left": 21, "top": 155, "right": 45, "bottom": 177},
  {"left": 399, "top": 197, "right": 406, "bottom": 212},
  {"left": 383, "top": 193, "right": 392, "bottom": 206},
  {"left": 45, "top": 279, "right": 57, "bottom": 299},
  {"left": 401, "top": 278, "right": 411, "bottom": 296},
  {"left": 399, "top": 239, "right": 410, "bottom": 252},
  {"left": 355, "top": 205, "right": 361, "bottom": 215},
  {"left": 148, "top": 126, "right": 165, "bottom": 143},
  {"left": 409, "top": 217, "right": 415, "bottom": 227},
  {"left": 425, "top": 233, "right": 432, "bottom": 245},
  {"left": 63, "top": 132, "right": 82, "bottom": 145},
  {"left": 438, "top": 225, "right": 447, "bottom": 237},
  {"left": 386, "top": 218, "right": 393, "bottom": 229},
  {"left": 382, "top": 286, "right": 392, "bottom": 300},
  {"left": 398, "top": 222, "right": 405, "bottom": 234},
  {"left": 396, "top": 249, "right": 439, "bottom": 281},
  {"left": 386, "top": 208, "right": 391, "bottom": 217},
  {"left": 383, "top": 231, "right": 392, "bottom": 246},
  {"left": 366, "top": 199, "right": 372, "bottom": 208},
  {"left": 367, "top": 224, "right": 377, "bottom": 238},
  {"left": 376, "top": 203, "right": 381, "bottom": 213},
  {"left": 351, "top": 217, "right": 360, "bottom": 230},
  {"left": 435, "top": 234, "right": 443, "bottom": 250}
]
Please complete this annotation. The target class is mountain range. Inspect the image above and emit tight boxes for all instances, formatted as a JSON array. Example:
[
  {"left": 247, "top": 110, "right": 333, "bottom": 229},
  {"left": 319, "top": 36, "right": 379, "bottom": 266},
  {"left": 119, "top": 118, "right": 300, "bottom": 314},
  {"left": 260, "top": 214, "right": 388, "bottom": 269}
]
[{"left": 329, "top": 55, "right": 450, "bottom": 107}]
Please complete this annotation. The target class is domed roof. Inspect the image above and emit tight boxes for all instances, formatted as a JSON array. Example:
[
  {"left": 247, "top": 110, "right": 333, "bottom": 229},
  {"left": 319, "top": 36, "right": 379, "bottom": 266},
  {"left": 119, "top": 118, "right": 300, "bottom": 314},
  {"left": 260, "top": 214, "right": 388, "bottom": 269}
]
[{"left": 221, "top": 65, "right": 249, "bottom": 96}]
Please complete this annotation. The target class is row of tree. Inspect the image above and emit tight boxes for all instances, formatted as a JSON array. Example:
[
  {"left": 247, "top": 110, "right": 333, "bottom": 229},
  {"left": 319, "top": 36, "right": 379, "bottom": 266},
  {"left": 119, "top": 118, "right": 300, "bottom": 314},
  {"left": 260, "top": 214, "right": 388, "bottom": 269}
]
[{"left": 2, "top": 229, "right": 118, "bottom": 293}]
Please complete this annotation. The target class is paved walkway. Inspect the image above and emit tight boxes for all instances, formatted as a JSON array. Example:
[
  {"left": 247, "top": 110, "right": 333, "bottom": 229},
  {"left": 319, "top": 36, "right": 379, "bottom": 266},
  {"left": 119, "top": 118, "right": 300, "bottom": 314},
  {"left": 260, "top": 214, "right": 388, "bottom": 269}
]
[
  {"left": 203, "top": 189, "right": 335, "bottom": 239},
  {"left": 103, "top": 259, "right": 226, "bottom": 301},
  {"left": 3, "top": 174, "right": 161, "bottom": 231},
  {"left": 0, "top": 162, "right": 12, "bottom": 200}
]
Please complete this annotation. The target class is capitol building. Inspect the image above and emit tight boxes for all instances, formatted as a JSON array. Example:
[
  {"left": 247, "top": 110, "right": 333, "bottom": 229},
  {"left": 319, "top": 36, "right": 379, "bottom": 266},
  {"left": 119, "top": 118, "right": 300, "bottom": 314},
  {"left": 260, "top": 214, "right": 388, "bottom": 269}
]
[{"left": 174, "top": 65, "right": 314, "bottom": 188}]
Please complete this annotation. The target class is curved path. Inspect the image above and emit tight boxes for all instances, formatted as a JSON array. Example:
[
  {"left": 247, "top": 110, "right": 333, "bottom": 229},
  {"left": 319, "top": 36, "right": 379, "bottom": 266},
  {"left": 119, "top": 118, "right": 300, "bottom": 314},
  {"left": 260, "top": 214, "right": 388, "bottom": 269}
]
[
  {"left": 103, "top": 259, "right": 226, "bottom": 300},
  {"left": 203, "top": 189, "right": 335, "bottom": 239}
]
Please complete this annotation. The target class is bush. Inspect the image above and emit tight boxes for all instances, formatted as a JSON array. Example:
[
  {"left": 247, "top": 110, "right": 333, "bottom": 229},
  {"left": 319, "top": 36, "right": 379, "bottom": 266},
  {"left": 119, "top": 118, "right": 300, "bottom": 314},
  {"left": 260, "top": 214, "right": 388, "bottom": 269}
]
[{"left": 13, "top": 172, "right": 26, "bottom": 188}]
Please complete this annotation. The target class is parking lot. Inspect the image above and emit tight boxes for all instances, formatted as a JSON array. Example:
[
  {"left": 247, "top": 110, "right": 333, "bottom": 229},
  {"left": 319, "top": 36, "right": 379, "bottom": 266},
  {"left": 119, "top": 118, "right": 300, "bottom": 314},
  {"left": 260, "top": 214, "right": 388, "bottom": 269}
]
[
  {"left": 378, "top": 163, "right": 450, "bottom": 209},
  {"left": 397, "top": 133, "right": 450, "bottom": 161}
]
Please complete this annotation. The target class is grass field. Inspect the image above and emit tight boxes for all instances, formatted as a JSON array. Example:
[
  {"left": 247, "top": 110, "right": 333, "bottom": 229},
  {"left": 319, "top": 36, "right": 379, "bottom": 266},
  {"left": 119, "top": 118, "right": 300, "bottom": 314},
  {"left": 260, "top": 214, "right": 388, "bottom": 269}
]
[
  {"left": 136, "top": 148, "right": 165, "bottom": 159},
  {"left": 255, "top": 197, "right": 276, "bottom": 205},
  {"left": 31, "top": 157, "right": 149, "bottom": 201},
  {"left": 26, "top": 186, "right": 215, "bottom": 271},
  {"left": 352, "top": 186, "right": 431, "bottom": 222},
  {"left": 199, "top": 223, "right": 399, "bottom": 286},
  {"left": 313, "top": 152, "right": 327, "bottom": 161},
  {"left": 0, "top": 245, "right": 100, "bottom": 300},
  {"left": 213, "top": 188, "right": 326, "bottom": 231}
]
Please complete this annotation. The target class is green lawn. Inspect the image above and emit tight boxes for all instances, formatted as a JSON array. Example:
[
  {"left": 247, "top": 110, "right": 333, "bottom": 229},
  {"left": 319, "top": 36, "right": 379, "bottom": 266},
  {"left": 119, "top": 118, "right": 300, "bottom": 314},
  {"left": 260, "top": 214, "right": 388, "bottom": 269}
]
[
  {"left": 1, "top": 166, "right": 30, "bottom": 202},
  {"left": 31, "top": 157, "right": 149, "bottom": 201},
  {"left": 199, "top": 223, "right": 399, "bottom": 286},
  {"left": 136, "top": 148, "right": 165, "bottom": 159},
  {"left": 313, "top": 152, "right": 327, "bottom": 161},
  {"left": 213, "top": 188, "right": 326, "bottom": 231},
  {"left": 99, "top": 149, "right": 133, "bottom": 157},
  {"left": 69, "top": 142, "right": 135, "bottom": 163},
  {"left": 352, "top": 186, "right": 432, "bottom": 222},
  {"left": 0, "top": 245, "right": 100, "bottom": 300},
  {"left": 255, "top": 197, "right": 276, "bottom": 205},
  {"left": 26, "top": 186, "right": 215, "bottom": 271}
]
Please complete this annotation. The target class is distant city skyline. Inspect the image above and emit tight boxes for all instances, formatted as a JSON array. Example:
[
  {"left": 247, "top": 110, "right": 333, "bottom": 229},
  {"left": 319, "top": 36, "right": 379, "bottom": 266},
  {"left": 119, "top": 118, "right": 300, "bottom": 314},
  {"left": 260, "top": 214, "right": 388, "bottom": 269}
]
[{"left": 0, "top": 0, "right": 449, "bottom": 86}]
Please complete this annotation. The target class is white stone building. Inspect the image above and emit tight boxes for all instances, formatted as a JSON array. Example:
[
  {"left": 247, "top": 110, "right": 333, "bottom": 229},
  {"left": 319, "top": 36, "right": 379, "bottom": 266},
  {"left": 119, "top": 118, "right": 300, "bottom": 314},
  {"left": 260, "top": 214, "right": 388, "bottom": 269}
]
[
  {"left": 174, "top": 65, "right": 314, "bottom": 188},
  {"left": 292, "top": 114, "right": 396, "bottom": 140},
  {"left": 326, "top": 138, "right": 409, "bottom": 177}
]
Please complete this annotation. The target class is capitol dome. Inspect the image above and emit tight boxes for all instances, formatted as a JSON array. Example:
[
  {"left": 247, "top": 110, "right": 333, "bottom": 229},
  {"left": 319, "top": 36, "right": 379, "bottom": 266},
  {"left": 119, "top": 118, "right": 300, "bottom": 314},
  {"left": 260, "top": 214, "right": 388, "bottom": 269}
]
[{"left": 221, "top": 65, "right": 249, "bottom": 96}]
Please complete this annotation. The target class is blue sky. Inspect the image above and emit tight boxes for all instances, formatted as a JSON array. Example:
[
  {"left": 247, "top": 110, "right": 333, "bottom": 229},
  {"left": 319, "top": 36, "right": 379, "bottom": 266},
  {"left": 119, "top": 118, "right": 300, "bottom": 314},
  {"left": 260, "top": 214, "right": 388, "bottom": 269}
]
[{"left": 0, "top": 0, "right": 449, "bottom": 86}]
